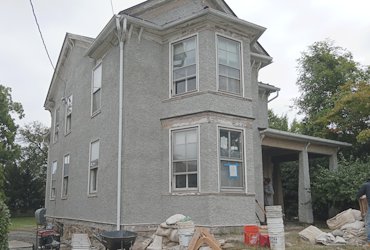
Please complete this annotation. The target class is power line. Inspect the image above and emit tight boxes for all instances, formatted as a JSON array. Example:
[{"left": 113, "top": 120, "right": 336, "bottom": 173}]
[
  {"left": 110, "top": 0, "right": 115, "bottom": 15},
  {"left": 29, "top": 0, "right": 55, "bottom": 70}
]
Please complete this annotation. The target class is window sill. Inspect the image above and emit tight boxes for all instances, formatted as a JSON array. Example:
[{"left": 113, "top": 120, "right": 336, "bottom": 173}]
[
  {"left": 162, "top": 90, "right": 252, "bottom": 103},
  {"left": 88, "top": 193, "right": 98, "bottom": 198},
  {"left": 50, "top": 198, "right": 56, "bottom": 201},
  {"left": 91, "top": 110, "right": 101, "bottom": 119},
  {"left": 164, "top": 192, "right": 254, "bottom": 197},
  {"left": 61, "top": 196, "right": 68, "bottom": 200}
]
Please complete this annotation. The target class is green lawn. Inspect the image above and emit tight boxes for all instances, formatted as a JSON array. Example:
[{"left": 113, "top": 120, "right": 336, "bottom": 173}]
[{"left": 9, "top": 216, "right": 36, "bottom": 231}]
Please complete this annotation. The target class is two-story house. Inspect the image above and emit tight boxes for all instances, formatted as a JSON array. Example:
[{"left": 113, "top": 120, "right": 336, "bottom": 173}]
[{"left": 44, "top": 0, "right": 350, "bottom": 232}]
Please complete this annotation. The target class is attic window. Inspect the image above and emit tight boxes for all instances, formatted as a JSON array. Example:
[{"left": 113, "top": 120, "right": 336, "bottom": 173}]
[{"left": 171, "top": 36, "right": 198, "bottom": 96}]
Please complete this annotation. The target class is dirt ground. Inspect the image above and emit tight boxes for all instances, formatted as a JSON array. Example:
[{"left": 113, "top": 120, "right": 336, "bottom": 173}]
[{"left": 8, "top": 223, "right": 369, "bottom": 249}]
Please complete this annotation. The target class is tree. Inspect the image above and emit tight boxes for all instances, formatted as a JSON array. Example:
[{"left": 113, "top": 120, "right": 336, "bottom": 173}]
[
  {"left": 295, "top": 41, "right": 369, "bottom": 158},
  {"left": 268, "top": 110, "right": 288, "bottom": 131},
  {"left": 5, "top": 121, "right": 48, "bottom": 213},
  {"left": 0, "top": 84, "right": 23, "bottom": 200}
]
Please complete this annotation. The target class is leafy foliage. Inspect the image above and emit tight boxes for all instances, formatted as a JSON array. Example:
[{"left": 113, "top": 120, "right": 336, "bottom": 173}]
[
  {"left": 311, "top": 158, "right": 370, "bottom": 214},
  {"left": 5, "top": 122, "right": 48, "bottom": 213},
  {"left": 268, "top": 110, "right": 289, "bottom": 131},
  {"left": 0, "top": 199, "right": 10, "bottom": 249}
]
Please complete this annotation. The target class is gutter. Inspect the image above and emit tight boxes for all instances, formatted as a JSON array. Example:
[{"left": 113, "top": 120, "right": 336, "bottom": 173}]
[{"left": 115, "top": 14, "right": 127, "bottom": 231}]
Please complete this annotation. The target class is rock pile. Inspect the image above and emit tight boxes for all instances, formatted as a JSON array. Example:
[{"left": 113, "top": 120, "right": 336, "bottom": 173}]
[{"left": 299, "top": 209, "right": 367, "bottom": 246}]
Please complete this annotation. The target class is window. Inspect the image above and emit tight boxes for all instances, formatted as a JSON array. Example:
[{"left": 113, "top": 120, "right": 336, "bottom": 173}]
[
  {"left": 62, "top": 154, "right": 70, "bottom": 197},
  {"left": 50, "top": 161, "right": 57, "bottom": 199},
  {"left": 89, "top": 140, "right": 99, "bottom": 194},
  {"left": 172, "top": 128, "right": 198, "bottom": 190},
  {"left": 219, "top": 128, "right": 244, "bottom": 189},
  {"left": 217, "top": 36, "right": 242, "bottom": 95},
  {"left": 172, "top": 36, "right": 197, "bottom": 96},
  {"left": 65, "top": 95, "right": 72, "bottom": 134},
  {"left": 92, "top": 63, "right": 102, "bottom": 115},
  {"left": 53, "top": 107, "right": 60, "bottom": 143}
]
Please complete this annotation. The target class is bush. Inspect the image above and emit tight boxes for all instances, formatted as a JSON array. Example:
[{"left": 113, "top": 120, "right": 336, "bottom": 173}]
[
  {"left": 311, "top": 158, "right": 370, "bottom": 216},
  {"left": 0, "top": 199, "right": 10, "bottom": 250}
]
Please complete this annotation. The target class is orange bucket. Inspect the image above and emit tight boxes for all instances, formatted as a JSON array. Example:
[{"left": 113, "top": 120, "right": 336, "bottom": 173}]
[{"left": 244, "top": 225, "right": 259, "bottom": 246}]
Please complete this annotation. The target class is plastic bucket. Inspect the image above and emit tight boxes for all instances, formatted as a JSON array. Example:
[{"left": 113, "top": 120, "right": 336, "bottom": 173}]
[
  {"left": 178, "top": 221, "right": 195, "bottom": 247},
  {"left": 259, "top": 234, "right": 270, "bottom": 247},
  {"left": 269, "top": 232, "right": 285, "bottom": 250},
  {"left": 244, "top": 225, "right": 259, "bottom": 246}
]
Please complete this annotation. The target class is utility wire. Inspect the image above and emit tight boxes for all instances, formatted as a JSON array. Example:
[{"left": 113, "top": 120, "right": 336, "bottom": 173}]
[
  {"left": 29, "top": 0, "right": 55, "bottom": 70},
  {"left": 110, "top": 0, "right": 115, "bottom": 15}
]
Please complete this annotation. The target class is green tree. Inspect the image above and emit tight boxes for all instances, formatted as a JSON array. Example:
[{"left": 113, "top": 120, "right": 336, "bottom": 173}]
[
  {"left": 268, "top": 109, "right": 288, "bottom": 131},
  {"left": 5, "top": 121, "right": 48, "bottom": 213},
  {"left": 0, "top": 84, "right": 23, "bottom": 200}
]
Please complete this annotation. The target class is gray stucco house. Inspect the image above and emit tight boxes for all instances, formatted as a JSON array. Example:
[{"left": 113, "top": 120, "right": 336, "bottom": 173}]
[{"left": 44, "top": 0, "right": 350, "bottom": 231}]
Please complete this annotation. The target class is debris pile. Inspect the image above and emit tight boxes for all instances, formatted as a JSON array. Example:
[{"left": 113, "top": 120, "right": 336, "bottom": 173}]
[{"left": 299, "top": 209, "right": 367, "bottom": 246}]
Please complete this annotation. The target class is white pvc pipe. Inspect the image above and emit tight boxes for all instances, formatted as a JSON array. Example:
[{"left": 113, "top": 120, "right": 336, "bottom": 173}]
[{"left": 116, "top": 15, "right": 127, "bottom": 231}]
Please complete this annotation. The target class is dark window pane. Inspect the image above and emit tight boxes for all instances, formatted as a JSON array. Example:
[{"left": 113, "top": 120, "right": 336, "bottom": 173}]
[
  {"left": 187, "top": 77, "right": 196, "bottom": 92},
  {"left": 230, "top": 131, "right": 241, "bottom": 159},
  {"left": 93, "top": 89, "right": 101, "bottom": 113},
  {"left": 174, "top": 162, "right": 186, "bottom": 173},
  {"left": 175, "top": 80, "right": 186, "bottom": 94},
  {"left": 187, "top": 161, "right": 197, "bottom": 172},
  {"left": 188, "top": 174, "right": 197, "bottom": 188},
  {"left": 219, "top": 76, "right": 227, "bottom": 91},
  {"left": 176, "top": 175, "right": 186, "bottom": 188}
]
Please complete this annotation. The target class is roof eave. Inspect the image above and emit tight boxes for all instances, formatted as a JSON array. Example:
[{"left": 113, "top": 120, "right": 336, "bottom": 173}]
[{"left": 260, "top": 128, "right": 352, "bottom": 148}]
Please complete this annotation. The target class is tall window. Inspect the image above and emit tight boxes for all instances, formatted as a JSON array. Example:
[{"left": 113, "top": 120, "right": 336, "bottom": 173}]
[
  {"left": 92, "top": 63, "right": 102, "bottom": 115},
  {"left": 217, "top": 36, "right": 242, "bottom": 95},
  {"left": 50, "top": 161, "right": 57, "bottom": 199},
  {"left": 172, "top": 36, "right": 197, "bottom": 96},
  {"left": 62, "top": 154, "right": 70, "bottom": 197},
  {"left": 172, "top": 128, "right": 198, "bottom": 190},
  {"left": 65, "top": 95, "right": 72, "bottom": 134},
  {"left": 219, "top": 128, "right": 244, "bottom": 189},
  {"left": 89, "top": 140, "right": 99, "bottom": 194},
  {"left": 53, "top": 107, "right": 60, "bottom": 143}
]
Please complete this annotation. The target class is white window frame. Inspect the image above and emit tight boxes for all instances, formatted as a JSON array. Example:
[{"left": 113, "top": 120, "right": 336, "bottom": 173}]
[
  {"left": 169, "top": 125, "right": 200, "bottom": 192},
  {"left": 65, "top": 95, "right": 72, "bottom": 135},
  {"left": 217, "top": 126, "right": 246, "bottom": 192},
  {"left": 216, "top": 34, "right": 244, "bottom": 96},
  {"left": 169, "top": 34, "right": 199, "bottom": 98},
  {"left": 53, "top": 107, "right": 60, "bottom": 143},
  {"left": 50, "top": 161, "right": 57, "bottom": 200},
  {"left": 88, "top": 139, "right": 100, "bottom": 195},
  {"left": 91, "top": 62, "right": 102, "bottom": 116},
  {"left": 61, "top": 154, "right": 70, "bottom": 198}
]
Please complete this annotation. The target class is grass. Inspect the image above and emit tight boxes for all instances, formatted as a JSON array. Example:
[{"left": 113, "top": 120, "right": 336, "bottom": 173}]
[{"left": 9, "top": 216, "right": 36, "bottom": 231}]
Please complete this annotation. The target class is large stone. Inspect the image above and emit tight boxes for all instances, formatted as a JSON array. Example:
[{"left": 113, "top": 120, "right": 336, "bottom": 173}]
[
  {"left": 155, "top": 226, "right": 172, "bottom": 237},
  {"left": 147, "top": 235, "right": 163, "bottom": 250},
  {"left": 166, "top": 214, "right": 186, "bottom": 225},
  {"left": 169, "top": 229, "right": 179, "bottom": 243}
]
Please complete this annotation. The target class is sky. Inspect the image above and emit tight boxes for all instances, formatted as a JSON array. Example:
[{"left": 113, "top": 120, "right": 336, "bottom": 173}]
[{"left": 1, "top": 0, "right": 369, "bottom": 127}]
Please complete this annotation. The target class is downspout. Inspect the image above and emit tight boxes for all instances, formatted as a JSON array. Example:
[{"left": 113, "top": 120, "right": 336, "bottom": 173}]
[
  {"left": 268, "top": 90, "right": 279, "bottom": 103},
  {"left": 116, "top": 15, "right": 127, "bottom": 231}
]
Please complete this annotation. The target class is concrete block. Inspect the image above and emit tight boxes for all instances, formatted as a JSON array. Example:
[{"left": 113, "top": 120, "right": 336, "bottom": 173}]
[{"left": 147, "top": 235, "right": 163, "bottom": 250}]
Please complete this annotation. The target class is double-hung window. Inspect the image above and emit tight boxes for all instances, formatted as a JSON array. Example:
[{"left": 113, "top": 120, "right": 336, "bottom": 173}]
[
  {"left": 50, "top": 161, "right": 57, "bottom": 199},
  {"left": 172, "top": 36, "right": 197, "bottom": 96},
  {"left": 217, "top": 35, "right": 242, "bottom": 95},
  {"left": 89, "top": 140, "right": 99, "bottom": 194},
  {"left": 92, "top": 63, "right": 102, "bottom": 115},
  {"left": 219, "top": 128, "right": 244, "bottom": 190},
  {"left": 65, "top": 95, "right": 72, "bottom": 134},
  {"left": 53, "top": 107, "right": 60, "bottom": 143},
  {"left": 62, "top": 154, "right": 70, "bottom": 197},
  {"left": 172, "top": 128, "right": 198, "bottom": 190}
]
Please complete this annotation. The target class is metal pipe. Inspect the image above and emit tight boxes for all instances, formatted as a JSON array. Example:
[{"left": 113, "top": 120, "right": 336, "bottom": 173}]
[
  {"left": 116, "top": 15, "right": 127, "bottom": 231},
  {"left": 268, "top": 90, "right": 279, "bottom": 103}
]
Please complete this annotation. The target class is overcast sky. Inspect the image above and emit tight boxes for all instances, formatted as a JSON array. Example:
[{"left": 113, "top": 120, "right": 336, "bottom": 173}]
[{"left": 1, "top": 0, "right": 369, "bottom": 127}]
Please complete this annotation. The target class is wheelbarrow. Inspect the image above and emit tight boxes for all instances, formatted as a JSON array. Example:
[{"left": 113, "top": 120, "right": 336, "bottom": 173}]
[{"left": 94, "top": 230, "right": 137, "bottom": 250}]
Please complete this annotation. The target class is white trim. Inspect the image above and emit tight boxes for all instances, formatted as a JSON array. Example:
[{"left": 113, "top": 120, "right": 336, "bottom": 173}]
[
  {"left": 91, "top": 62, "right": 102, "bottom": 117},
  {"left": 215, "top": 33, "right": 244, "bottom": 97},
  {"left": 169, "top": 125, "right": 200, "bottom": 192},
  {"left": 216, "top": 125, "right": 246, "bottom": 193},
  {"left": 87, "top": 138, "right": 100, "bottom": 195},
  {"left": 169, "top": 33, "right": 200, "bottom": 98},
  {"left": 243, "top": 127, "right": 248, "bottom": 193}
]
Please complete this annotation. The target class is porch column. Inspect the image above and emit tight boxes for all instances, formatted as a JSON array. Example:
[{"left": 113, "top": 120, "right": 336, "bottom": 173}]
[
  {"left": 329, "top": 153, "right": 338, "bottom": 171},
  {"left": 298, "top": 145, "right": 314, "bottom": 224}
]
